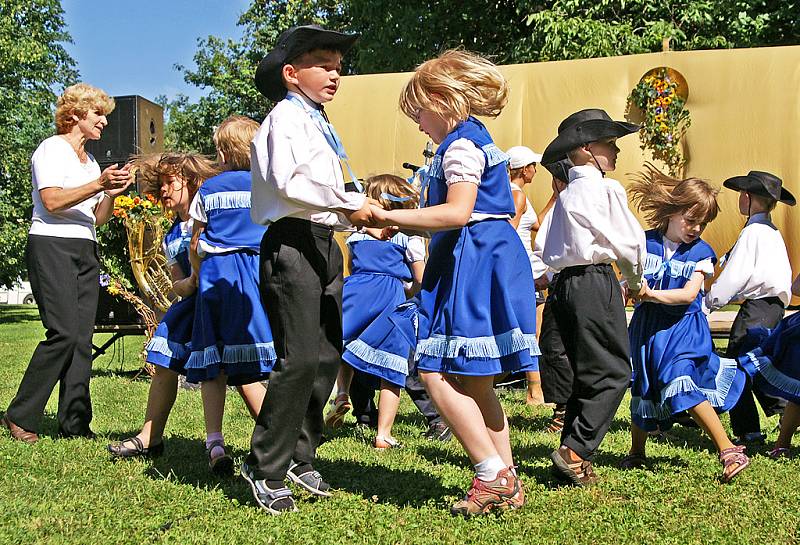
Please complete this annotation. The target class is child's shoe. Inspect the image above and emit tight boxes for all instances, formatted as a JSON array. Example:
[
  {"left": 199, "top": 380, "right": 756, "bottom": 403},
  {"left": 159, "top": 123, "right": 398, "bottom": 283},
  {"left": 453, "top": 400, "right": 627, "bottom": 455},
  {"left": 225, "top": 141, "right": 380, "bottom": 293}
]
[
  {"left": 767, "top": 446, "right": 790, "bottom": 460},
  {"left": 324, "top": 393, "right": 351, "bottom": 428},
  {"left": 207, "top": 440, "right": 233, "bottom": 475},
  {"left": 720, "top": 445, "right": 750, "bottom": 483},
  {"left": 374, "top": 435, "right": 402, "bottom": 450},
  {"left": 450, "top": 467, "right": 524, "bottom": 517}
]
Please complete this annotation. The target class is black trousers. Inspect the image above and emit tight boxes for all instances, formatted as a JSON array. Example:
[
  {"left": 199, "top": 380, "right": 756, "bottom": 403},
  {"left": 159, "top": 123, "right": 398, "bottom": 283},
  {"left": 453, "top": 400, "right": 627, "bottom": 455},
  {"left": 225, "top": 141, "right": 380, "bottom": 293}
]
[
  {"left": 550, "top": 264, "right": 631, "bottom": 461},
  {"left": 247, "top": 218, "right": 344, "bottom": 481},
  {"left": 7, "top": 235, "right": 99, "bottom": 435},
  {"left": 350, "top": 358, "right": 441, "bottom": 426},
  {"left": 726, "top": 297, "right": 786, "bottom": 437},
  {"left": 538, "top": 295, "right": 573, "bottom": 406}
]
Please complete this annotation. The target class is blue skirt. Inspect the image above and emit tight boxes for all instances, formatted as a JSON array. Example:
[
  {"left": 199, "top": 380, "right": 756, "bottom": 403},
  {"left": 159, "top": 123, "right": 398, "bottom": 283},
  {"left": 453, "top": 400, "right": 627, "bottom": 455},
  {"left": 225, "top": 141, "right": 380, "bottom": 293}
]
[
  {"left": 415, "top": 220, "right": 539, "bottom": 376},
  {"left": 146, "top": 295, "right": 195, "bottom": 373},
  {"left": 629, "top": 303, "right": 746, "bottom": 431},
  {"left": 738, "top": 312, "right": 800, "bottom": 404},
  {"left": 186, "top": 250, "right": 275, "bottom": 385},
  {"left": 342, "top": 272, "right": 408, "bottom": 387}
]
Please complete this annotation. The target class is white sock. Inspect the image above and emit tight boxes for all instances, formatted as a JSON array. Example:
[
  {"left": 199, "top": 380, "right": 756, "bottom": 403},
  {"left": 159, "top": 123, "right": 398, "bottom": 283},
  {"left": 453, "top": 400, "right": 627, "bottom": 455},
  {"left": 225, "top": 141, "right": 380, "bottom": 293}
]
[{"left": 474, "top": 455, "right": 506, "bottom": 481}]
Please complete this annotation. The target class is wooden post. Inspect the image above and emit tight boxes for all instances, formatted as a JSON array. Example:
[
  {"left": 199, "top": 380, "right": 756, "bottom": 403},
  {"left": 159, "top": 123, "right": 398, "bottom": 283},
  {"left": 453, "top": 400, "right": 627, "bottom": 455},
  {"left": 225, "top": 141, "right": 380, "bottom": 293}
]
[{"left": 662, "top": 37, "right": 671, "bottom": 52}]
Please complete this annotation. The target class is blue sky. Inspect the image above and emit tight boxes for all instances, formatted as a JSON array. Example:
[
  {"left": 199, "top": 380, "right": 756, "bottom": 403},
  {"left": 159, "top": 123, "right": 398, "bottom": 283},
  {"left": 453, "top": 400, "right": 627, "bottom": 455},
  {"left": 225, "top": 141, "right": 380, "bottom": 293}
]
[{"left": 61, "top": 0, "right": 251, "bottom": 102}]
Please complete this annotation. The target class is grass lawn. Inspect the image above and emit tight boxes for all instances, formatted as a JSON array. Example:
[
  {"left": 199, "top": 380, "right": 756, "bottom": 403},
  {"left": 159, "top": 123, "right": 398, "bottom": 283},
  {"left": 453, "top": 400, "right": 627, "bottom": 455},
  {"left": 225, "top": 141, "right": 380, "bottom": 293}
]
[{"left": 0, "top": 305, "right": 797, "bottom": 545}]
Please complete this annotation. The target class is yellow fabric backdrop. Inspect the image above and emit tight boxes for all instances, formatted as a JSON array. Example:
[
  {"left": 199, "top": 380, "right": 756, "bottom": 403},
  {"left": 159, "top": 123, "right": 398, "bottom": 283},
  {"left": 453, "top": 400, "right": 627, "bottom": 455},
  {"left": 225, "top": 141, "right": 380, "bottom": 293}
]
[{"left": 327, "top": 46, "right": 800, "bottom": 302}]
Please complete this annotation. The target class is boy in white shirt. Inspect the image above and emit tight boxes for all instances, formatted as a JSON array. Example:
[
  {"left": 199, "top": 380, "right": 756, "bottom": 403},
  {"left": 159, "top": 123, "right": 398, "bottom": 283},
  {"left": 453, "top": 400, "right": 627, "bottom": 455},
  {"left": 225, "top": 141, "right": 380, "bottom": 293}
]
[
  {"left": 241, "top": 25, "right": 375, "bottom": 515},
  {"left": 706, "top": 171, "right": 795, "bottom": 444},
  {"left": 540, "top": 109, "right": 647, "bottom": 486}
]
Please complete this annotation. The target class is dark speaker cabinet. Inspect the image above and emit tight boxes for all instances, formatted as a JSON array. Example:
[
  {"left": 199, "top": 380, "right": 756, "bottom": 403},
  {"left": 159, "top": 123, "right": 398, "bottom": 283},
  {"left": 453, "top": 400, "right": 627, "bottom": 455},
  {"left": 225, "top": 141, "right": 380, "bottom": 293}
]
[{"left": 85, "top": 95, "right": 164, "bottom": 168}]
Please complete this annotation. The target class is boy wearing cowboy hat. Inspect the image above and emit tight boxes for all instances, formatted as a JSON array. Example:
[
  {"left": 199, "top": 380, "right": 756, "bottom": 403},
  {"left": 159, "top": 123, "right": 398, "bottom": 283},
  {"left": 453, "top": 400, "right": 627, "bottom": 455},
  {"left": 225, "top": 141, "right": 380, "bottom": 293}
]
[
  {"left": 243, "top": 25, "right": 376, "bottom": 515},
  {"left": 540, "top": 109, "right": 647, "bottom": 486},
  {"left": 706, "top": 171, "right": 796, "bottom": 445}
]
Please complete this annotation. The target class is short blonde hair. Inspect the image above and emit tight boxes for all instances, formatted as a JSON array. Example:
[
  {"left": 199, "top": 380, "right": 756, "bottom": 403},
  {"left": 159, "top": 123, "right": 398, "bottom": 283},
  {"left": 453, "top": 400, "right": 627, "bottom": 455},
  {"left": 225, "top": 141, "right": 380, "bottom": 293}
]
[
  {"left": 213, "top": 115, "right": 260, "bottom": 171},
  {"left": 399, "top": 49, "right": 508, "bottom": 124},
  {"left": 628, "top": 163, "right": 720, "bottom": 233},
  {"left": 365, "top": 174, "right": 419, "bottom": 210},
  {"left": 55, "top": 83, "right": 115, "bottom": 134},
  {"left": 136, "top": 152, "right": 219, "bottom": 203}
]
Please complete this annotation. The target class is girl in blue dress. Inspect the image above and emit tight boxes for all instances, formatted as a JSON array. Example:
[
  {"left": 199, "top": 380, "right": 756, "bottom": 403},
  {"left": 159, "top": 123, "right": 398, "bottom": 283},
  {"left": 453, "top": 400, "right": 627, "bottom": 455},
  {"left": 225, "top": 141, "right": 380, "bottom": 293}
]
[
  {"left": 737, "top": 273, "right": 800, "bottom": 459},
  {"left": 367, "top": 50, "right": 539, "bottom": 516},
  {"left": 108, "top": 153, "right": 218, "bottom": 459},
  {"left": 622, "top": 166, "right": 749, "bottom": 482},
  {"left": 329, "top": 175, "right": 425, "bottom": 449},
  {"left": 187, "top": 116, "right": 274, "bottom": 473}
]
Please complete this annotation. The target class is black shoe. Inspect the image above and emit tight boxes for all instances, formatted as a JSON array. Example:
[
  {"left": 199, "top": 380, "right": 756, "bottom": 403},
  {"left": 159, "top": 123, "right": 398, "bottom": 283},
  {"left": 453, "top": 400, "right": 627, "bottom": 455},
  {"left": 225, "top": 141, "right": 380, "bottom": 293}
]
[
  {"left": 108, "top": 436, "right": 164, "bottom": 458},
  {"left": 424, "top": 421, "right": 452, "bottom": 442},
  {"left": 58, "top": 429, "right": 97, "bottom": 440},
  {"left": 240, "top": 462, "right": 297, "bottom": 515},
  {"left": 287, "top": 461, "right": 332, "bottom": 497},
  {"left": 733, "top": 432, "right": 767, "bottom": 446}
]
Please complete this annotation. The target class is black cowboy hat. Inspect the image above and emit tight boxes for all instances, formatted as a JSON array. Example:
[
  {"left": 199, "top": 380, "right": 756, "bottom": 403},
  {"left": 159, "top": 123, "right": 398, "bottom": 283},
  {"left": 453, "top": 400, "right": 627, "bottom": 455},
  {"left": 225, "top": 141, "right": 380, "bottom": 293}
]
[
  {"left": 254, "top": 25, "right": 359, "bottom": 102},
  {"left": 723, "top": 171, "right": 796, "bottom": 206},
  {"left": 542, "top": 109, "right": 639, "bottom": 164},
  {"left": 543, "top": 157, "right": 574, "bottom": 184}
]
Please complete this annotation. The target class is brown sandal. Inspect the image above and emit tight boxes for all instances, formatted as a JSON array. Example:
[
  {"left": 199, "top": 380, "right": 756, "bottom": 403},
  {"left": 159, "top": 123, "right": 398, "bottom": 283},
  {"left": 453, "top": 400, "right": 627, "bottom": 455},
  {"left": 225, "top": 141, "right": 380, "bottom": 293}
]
[
  {"left": 618, "top": 453, "right": 647, "bottom": 470},
  {"left": 720, "top": 445, "right": 749, "bottom": 483},
  {"left": 545, "top": 406, "right": 566, "bottom": 434},
  {"left": 550, "top": 449, "right": 598, "bottom": 486}
]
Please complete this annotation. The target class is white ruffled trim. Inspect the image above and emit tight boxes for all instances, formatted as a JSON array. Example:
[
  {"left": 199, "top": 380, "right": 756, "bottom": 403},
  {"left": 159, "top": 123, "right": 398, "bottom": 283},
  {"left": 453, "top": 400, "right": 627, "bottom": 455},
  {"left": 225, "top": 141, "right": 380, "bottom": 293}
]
[
  {"left": 221, "top": 343, "right": 277, "bottom": 364},
  {"left": 643, "top": 253, "right": 701, "bottom": 281},
  {"left": 146, "top": 336, "right": 188, "bottom": 360},
  {"left": 631, "top": 356, "right": 739, "bottom": 420},
  {"left": 345, "top": 339, "right": 410, "bottom": 374},
  {"left": 203, "top": 191, "right": 251, "bottom": 211},
  {"left": 186, "top": 346, "right": 221, "bottom": 369},
  {"left": 415, "top": 328, "right": 540, "bottom": 360},
  {"left": 481, "top": 143, "right": 510, "bottom": 167},
  {"left": 744, "top": 351, "right": 800, "bottom": 399}
]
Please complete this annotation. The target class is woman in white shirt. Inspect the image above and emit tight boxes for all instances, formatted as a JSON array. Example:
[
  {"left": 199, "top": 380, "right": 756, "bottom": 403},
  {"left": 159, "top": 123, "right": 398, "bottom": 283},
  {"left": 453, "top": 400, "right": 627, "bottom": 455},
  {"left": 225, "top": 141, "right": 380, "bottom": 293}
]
[
  {"left": 1, "top": 83, "right": 132, "bottom": 443},
  {"left": 506, "top": 146, "right": 547, "bottom": 406}
]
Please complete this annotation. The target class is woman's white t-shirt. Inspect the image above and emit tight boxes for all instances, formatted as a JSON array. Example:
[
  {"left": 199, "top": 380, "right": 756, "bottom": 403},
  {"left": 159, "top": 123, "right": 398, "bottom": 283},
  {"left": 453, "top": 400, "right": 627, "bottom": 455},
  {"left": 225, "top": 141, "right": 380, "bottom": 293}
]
[
  {"left": 511, "top": 184, "right": 538, "bottom": 272},
  {"left": 29, "top": 135, "right": 104, "bottom": 241}
]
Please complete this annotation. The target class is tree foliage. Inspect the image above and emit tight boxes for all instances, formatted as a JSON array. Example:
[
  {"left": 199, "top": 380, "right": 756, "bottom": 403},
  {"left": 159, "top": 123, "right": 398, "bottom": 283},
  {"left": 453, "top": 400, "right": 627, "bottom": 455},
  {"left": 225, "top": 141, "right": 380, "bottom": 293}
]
[
  {"left": 164, "top": 0, "right": 799, "bottom": 153},
  {"left": 0, "top": 0, "right": 77, "bottom": 288}
]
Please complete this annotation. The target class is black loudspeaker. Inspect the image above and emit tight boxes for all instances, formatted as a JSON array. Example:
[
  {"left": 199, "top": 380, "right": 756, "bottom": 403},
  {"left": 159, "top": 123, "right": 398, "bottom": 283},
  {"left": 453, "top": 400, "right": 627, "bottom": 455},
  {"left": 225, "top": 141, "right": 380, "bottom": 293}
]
[
  {"left": 85, "top": 95, "right": 164, "bottom": 168},
  {"left": 96, "top": 289, "right": 141, "bottom": 325}
]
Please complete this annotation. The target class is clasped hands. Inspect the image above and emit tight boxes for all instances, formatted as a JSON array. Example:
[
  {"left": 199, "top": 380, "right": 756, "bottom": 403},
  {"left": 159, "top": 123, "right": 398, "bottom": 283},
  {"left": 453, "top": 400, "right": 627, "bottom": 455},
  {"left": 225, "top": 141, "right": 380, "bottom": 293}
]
[
  {"left": 99, "top": 162, "right": 135, "bottom": 197},
  {"left": 622, "top": 282, "right": 652, "bottom": 305},
  {"left": 345, "top": 198, "right": 400, "bottom": 239}
]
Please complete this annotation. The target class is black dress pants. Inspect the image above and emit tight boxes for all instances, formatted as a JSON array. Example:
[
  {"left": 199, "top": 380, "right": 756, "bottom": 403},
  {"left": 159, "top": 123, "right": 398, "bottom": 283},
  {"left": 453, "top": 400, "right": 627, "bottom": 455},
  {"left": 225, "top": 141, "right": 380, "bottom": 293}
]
[
  {"left": 247, "top": 218, "right": 344, "bottom": 481},
  {"left": 726, "top": 297, "right": 786, "bottom": 437},
  {"left": 550, "top": 264, "right": 631, "bottom": 461},
  {"left": 538, "top": 293, "right": 573, "bottom": 406},
  {"left": 7, "top": 235, "right": 99, "bottom": 435}
]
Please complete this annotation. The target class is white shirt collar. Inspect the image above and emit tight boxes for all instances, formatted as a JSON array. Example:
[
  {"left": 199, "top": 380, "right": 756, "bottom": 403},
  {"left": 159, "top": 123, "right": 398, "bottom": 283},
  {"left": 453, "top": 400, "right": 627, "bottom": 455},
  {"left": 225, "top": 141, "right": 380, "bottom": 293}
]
[
  {"left": 286, "top": 91, "right": 321, "bottom": 112},
  {"left": 568, "top": 164, "right": 603, "bottom": 183}
]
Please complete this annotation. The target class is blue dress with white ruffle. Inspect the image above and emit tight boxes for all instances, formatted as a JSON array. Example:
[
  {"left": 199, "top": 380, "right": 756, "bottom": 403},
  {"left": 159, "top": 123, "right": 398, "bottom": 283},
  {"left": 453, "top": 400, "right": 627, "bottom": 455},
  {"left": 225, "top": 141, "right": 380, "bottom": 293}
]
[
  {"left": 737, "top": 311, "right": 800, "bottom": 404},
  {"left": 145, "top": 219, "right": 195, "bottom": 373},
  {"left": 629, "top": 230, "right": 746, "bottom": 431},
  {"left": 345, "top": 117, "right": 539, "bottom": 377}
]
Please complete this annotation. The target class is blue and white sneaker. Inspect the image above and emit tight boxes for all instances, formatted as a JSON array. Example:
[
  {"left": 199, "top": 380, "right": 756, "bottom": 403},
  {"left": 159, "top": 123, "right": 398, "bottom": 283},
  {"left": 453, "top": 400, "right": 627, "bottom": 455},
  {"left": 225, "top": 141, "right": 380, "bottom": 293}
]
[{"left": 240, "top": 462, "right": 297, "bottom": 514}]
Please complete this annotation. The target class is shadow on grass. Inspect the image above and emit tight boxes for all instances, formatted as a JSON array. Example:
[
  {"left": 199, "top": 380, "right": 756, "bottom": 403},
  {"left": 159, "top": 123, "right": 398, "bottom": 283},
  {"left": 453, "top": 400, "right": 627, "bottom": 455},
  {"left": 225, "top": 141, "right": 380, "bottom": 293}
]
[
  {"left": 0, "top": 306, "right": 39, "bottom": 324},
  {"left": 91, "top": 367, "right": 152, "bottom": 381}
]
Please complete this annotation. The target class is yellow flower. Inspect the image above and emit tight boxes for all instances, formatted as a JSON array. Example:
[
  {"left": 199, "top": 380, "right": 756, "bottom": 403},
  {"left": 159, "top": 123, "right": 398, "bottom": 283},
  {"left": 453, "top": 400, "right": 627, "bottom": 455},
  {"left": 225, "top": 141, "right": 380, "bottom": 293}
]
[
  {"left": 659, "top": 123, "right": 669, "bottom": 132},
  {"left": 654, "top": 114, "right": 665, "bottom": 123}
]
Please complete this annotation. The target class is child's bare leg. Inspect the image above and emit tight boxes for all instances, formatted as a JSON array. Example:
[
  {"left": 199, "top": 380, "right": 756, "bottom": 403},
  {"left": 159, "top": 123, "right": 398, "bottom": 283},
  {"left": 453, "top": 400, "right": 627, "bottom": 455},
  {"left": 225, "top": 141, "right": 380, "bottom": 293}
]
[
  {"left": 335, "top": 364, "right": 354, "bottom": 397},
  {"left": 236, "top": 382, "right": 267, "bottom": 420},
  {"left": 201, "top": 373, "right": 227, "bottom": 436},
  {"left": 136, "top": 366, "right": 178, "bottom": 447},
  {"left": 421, "top": 372, "right": 501, "bottom": 465},
  {"left": 376, "top": 381, "right": 401, "bottom": 440},
  {"left": 688, "top": 401, "right": 735, "bottom": 451},
  {"left": 525, "top": 371, "right": 545, "bottom": 406},
  {"left": 775, "top": 401, "right": 800, "bottom": 450}
]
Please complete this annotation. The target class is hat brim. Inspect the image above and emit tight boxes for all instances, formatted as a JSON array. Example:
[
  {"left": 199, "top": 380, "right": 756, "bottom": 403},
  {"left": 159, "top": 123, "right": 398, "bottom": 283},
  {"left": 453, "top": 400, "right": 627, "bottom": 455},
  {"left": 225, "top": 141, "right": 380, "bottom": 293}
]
[
  {"left": 254, "top": 27, "right": 359, "bottom": 101},
  {"left": 723, "top": 176, "right": 797, "bottom": 206},
  {"left": 542, "top": 119, "right": 639, "bottom": 164}
]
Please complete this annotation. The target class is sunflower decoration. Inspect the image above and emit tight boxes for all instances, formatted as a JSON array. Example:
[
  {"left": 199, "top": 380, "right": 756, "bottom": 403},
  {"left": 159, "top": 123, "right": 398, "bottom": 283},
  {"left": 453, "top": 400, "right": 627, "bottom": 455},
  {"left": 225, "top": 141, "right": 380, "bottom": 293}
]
[{"left": 629, "top": 67, "right": 690, "bottom": 176}]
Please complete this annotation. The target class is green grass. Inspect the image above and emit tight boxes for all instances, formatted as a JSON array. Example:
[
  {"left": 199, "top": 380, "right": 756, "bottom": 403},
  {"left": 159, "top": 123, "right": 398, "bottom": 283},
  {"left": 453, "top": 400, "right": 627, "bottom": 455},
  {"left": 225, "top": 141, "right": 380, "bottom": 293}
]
[{"left": 0, "top": 305, "right": 797, "bottom": 545}]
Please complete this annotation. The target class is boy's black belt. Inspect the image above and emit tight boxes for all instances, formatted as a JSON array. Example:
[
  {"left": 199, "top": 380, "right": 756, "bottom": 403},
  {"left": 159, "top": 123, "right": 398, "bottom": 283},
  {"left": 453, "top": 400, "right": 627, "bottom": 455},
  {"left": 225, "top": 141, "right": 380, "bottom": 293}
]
[{"left": 270, "top": 217, "right": 335, "bottom": 238}]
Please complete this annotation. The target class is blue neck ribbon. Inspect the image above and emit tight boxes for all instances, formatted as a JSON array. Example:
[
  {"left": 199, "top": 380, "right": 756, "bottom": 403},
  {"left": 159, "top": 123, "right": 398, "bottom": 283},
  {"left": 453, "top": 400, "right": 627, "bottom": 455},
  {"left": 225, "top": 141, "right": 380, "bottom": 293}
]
[{"left": 286, "top": 94, "right": 363, "bottom": 193}]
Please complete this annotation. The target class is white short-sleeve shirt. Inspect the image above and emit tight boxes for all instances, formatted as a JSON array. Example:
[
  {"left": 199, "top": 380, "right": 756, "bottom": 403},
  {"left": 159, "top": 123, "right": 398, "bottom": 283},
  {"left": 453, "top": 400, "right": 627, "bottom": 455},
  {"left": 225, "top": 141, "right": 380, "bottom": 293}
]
[{"left": 29, "top": 135, "right": 104, "bottom": 241}]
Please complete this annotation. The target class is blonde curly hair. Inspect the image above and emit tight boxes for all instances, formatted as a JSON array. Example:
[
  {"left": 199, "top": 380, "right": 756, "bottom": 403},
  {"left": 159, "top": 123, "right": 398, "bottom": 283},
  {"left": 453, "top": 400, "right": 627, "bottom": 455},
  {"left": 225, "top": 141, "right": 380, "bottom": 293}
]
[
  {"left": 399, "top": 49, "right": 508, "bottom": 124},
  {"left": 628, "top": 163, "right": 720, "bottom": 233},
  {"left": 55, "top": 83, "right": 115, "bottom": 134}
]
